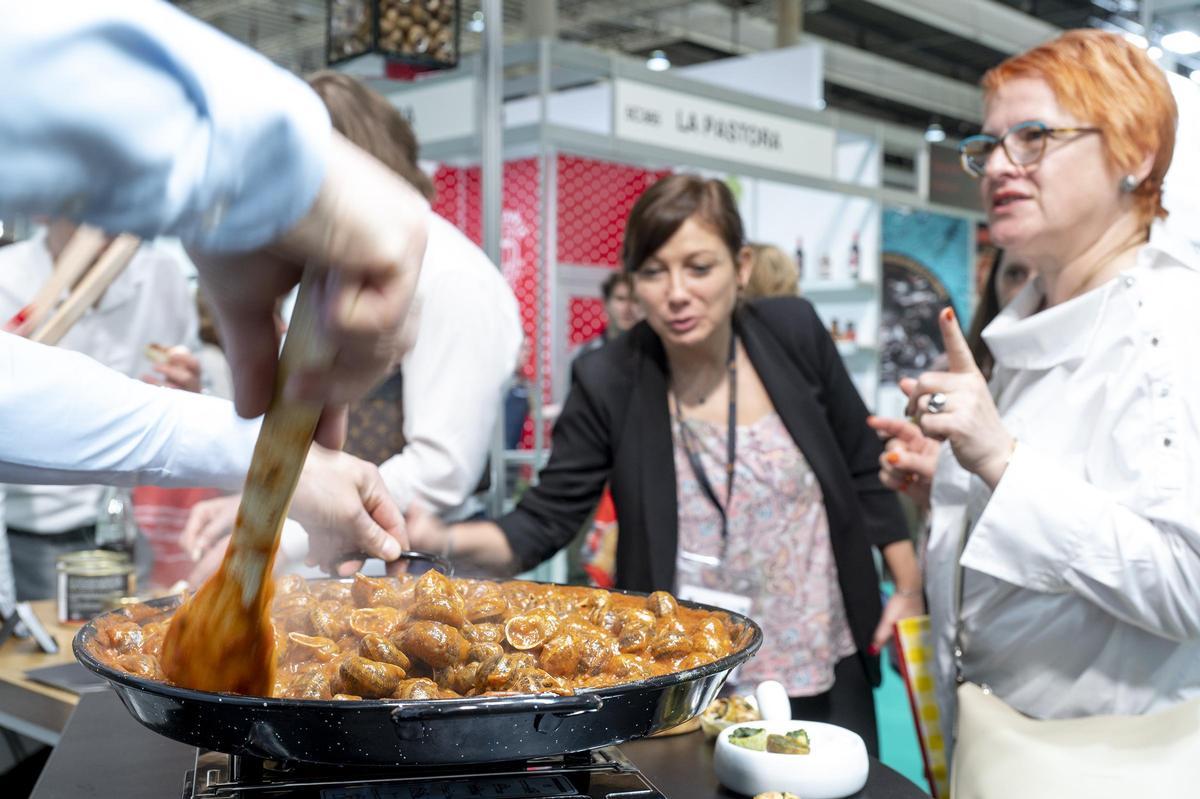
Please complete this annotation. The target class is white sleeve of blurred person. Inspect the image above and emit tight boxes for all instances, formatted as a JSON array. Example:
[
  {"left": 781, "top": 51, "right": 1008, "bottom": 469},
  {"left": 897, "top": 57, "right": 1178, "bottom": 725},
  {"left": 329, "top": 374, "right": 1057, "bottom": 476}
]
[
  {"left": 0, "top": 332, "right": 258, "bottom": 489},
  {"left": 0, "top": 3, "right": 328, "bottom": 251},
  {"left": 378, "top": 214, "right": 523, "bottom": 517}
]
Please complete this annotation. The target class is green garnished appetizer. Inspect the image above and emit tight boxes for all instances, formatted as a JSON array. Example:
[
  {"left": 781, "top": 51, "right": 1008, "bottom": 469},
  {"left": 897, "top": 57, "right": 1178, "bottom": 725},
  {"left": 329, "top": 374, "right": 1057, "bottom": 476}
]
[{"left": 729, "top": 726, "right": 769, "bottom": 751}]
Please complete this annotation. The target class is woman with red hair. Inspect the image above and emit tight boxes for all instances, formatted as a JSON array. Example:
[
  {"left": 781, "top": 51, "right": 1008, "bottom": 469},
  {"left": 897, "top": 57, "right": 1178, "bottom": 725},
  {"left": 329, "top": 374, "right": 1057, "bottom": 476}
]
[{"left": 878, "top": 29, "right": 1200, "bottom": 758}]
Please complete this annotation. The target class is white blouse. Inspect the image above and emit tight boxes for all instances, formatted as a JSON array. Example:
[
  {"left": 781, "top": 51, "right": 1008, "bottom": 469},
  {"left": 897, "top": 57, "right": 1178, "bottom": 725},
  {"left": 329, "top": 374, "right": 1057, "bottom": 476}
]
[{"left": 926, "top": 225, "right": 1200, "bottom": 750}]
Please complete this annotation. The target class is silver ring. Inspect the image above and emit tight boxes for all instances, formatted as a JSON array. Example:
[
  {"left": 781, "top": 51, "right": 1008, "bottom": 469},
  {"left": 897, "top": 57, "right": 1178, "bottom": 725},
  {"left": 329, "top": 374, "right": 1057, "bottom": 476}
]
[{"left": 926, "top": 392, "right": 947, "bottom": 415}]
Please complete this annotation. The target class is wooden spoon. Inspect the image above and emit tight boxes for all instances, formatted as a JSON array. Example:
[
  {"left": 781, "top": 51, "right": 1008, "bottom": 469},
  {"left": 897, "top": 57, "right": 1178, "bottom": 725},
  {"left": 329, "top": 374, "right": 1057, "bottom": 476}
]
[{"left": 161, "top": 268, "right": 333, "bottom": 695}]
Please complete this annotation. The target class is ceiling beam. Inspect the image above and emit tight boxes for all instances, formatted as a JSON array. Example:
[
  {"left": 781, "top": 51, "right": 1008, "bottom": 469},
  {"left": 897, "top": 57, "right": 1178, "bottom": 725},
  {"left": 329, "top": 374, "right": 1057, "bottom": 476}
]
[
  {"left": 856, "top": 0, "right": 1060, "bottom": 55},
  {"left": 590, "top": 1, "right": 985, "bottom": 124},
  {"left": 819, "top": 35, "right": 983, "bottom": 123}
]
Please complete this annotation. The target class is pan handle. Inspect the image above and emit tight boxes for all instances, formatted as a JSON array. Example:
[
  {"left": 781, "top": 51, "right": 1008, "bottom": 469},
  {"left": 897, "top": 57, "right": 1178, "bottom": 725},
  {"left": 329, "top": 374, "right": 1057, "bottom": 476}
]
[
  {"left": 394, "top": 550, "right": 453, "bottom": 576},
  {"left": 328, "top": 549, "right": 454, "bottom": 577},
  {"left": 390, "top": 693, "right": 603, "bottom": 723}
]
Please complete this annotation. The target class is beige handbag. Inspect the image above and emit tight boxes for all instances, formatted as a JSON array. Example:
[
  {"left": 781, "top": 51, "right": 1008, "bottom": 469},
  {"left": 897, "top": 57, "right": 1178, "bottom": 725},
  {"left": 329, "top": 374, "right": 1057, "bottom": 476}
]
[
  {"left": 950, "top": 524, "right": 1200, "bottom": 798},
  {"left": 953, "top": 682, "right": 1200, "bottom": 797}
]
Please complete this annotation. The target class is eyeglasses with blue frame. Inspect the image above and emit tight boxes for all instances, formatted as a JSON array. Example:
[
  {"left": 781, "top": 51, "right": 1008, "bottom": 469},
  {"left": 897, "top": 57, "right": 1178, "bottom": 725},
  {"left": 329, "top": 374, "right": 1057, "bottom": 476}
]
[{"left": 958, "top": 120, "right": 1100, "bottom": 178}]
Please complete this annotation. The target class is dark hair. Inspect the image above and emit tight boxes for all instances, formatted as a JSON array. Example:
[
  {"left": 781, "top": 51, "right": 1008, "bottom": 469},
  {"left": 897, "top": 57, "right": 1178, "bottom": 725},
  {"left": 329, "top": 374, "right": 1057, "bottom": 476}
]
[
  {"left": 966, "top": 249, "right": 1005, "bottom": 380},
  {"left": 600, "top": 271, "right": 633, "bottom": 301},
  {"left": 306, "top": 70, "right": 436, "bottom": 201},
  {"left": 622, "top": 175, "right": 745, "bottom": 273}
]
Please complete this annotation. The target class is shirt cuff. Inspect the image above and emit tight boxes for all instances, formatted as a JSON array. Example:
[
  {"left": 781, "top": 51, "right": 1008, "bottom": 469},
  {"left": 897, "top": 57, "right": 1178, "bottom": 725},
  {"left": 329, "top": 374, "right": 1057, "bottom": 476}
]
[{"left": 960, "top": 442, "right": 1083, "bottom": 592}]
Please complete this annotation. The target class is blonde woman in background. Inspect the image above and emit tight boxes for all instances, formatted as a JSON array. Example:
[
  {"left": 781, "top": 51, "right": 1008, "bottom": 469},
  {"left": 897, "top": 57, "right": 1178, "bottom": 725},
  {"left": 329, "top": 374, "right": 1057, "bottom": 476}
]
[{"left": 743, "top": 243, "right": 800, "bottom": 300}]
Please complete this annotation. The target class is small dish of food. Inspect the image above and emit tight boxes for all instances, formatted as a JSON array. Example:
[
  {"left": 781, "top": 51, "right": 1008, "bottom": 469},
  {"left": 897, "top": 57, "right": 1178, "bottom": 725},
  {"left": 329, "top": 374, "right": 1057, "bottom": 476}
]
[
  {"left": 713, "top": 719, "right": 869, "bottom": 799},
  {"left": 700, "top": 694, "right": 760, "bottom": 739}
]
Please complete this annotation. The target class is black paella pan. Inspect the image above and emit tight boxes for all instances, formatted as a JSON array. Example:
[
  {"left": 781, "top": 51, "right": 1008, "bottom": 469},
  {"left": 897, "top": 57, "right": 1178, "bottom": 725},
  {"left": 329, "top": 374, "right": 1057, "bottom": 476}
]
[{"left": 74, "top": 572, "right": 763, "bottom": 766}]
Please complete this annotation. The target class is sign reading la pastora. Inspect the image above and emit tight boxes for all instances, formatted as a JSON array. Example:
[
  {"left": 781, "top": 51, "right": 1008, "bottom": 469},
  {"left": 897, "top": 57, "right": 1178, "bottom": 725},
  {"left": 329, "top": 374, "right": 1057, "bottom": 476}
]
[{"left": 613, "top": 79, "right": 835, "bottom": 180}]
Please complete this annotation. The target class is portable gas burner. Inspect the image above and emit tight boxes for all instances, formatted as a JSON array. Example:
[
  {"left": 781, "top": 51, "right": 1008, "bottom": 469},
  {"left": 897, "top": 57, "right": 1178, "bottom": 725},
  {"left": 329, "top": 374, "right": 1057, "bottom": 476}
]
[{"left": 183, "top": 746, "right": 666, "bottom": 799}]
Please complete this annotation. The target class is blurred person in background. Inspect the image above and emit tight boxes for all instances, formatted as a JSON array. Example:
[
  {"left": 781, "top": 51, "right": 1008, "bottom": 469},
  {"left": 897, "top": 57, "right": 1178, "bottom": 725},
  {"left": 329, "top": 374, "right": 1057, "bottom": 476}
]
[
  {"left": 964, "top": 250, "right": 1034, "bottom": 380},
  {"left": 180, "top": 72, "right": 522, "bottom": 580},
  {"left": 872, "top": 30, "right": 1200, "bottom": 758},
  {"left": 743, "top": 242, "right": 800, "bottom": 300},
  {"left": 406, "top": 175, "right": 923, "bottom": 753},
  {"left": 575, "top": 271, "right": 642, "bottom": 357}
]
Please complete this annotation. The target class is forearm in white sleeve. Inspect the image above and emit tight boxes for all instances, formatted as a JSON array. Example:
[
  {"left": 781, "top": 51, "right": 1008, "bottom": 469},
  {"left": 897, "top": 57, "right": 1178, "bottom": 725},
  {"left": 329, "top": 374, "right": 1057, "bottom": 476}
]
[
  {"left": 963, "top": 442, "right": 1200, "bottom": 642},
  {"left": 0, "top": 1, "right": 330, "bottom": 252},
  {"left": 0, "top": 333, "right": 258, "bottom": 489}
]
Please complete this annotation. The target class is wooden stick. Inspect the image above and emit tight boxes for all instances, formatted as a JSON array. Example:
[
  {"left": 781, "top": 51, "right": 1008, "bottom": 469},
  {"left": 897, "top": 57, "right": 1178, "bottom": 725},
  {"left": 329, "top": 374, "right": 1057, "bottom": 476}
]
[
  {"left": 3, "top": 224, "right": 108, "bottom": 334},
  {"left": 160, "top": 268, "right": 336, "bottom": 694},
  {"left": 225, "top": 268, "right": 334, "bottom": 603},
  {"left": 29, "top": 234, "right": 140, "bottom": 346}
]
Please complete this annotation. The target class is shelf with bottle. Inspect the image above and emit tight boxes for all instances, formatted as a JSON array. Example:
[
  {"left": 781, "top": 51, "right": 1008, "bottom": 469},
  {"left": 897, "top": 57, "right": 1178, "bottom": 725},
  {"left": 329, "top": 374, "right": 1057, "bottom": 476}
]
[
  {"left": 827, "top": 319, "right": 876, "bottom": 360},
  {"left": 799, "top": 278, "right": 877, "bottom": 298},
  {"left": 796, "top": 232, "right": 876, "bottom": 297},
  {"left": 836, "top": 340, "right": 877, "bottom": 358}
]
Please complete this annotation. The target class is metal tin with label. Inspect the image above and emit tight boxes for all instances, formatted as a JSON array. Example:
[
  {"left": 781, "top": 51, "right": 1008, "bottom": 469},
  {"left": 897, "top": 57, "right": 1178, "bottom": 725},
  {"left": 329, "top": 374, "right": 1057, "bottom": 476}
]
[{"left": 56, "top": 550, "right": 135, "bottom": 623}]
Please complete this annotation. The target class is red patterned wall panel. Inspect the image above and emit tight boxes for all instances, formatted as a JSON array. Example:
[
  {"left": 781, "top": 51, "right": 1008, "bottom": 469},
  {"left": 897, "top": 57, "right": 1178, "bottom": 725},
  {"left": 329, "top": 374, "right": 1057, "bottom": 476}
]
[
  {"left": 431, "top": 155, "right": 669, "bottom": 451},
  {"left": 433, "top": 160, "right": 544, "bottom": 448},
  {"left": 556, "top": 155, "right": 670, "bottom": 267},
  {"left": 568, "top": 297, "right": 607, "bottom": 347}
]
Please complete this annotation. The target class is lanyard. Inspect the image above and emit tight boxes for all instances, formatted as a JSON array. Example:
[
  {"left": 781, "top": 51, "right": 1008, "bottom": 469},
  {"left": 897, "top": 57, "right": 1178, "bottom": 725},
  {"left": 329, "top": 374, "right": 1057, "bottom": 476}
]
[{"left": 673, "top": 328, "right": 738, "bottom": 541}]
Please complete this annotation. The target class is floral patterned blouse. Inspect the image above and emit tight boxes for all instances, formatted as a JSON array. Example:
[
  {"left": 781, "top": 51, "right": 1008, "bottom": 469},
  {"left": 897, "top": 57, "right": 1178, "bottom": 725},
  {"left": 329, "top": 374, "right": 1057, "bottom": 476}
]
[{"left": 673, "top": 412, "right": 856, "bottom": 696}]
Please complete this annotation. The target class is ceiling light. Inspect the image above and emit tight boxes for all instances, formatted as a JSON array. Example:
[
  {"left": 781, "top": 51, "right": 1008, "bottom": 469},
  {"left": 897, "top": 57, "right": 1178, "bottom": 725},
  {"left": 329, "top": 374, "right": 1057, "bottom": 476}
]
[
  {"left": 468, "top": 10, "right": 484, "bottom": 33},
  {"left": 1123, "top": 32, "right": 1149, "bottom": 49},
  {"left": 1148, "top": 45, "right": 1164, "bottom": 61},
  {"left": 924, "top": 122, "right": 946, "bottom": 144},
  {"left": 1162, "top": 30, "right": 1200, "bottom": 55},
  {"left": 646, "top": 50, "right": 671, "bottom": 72}
]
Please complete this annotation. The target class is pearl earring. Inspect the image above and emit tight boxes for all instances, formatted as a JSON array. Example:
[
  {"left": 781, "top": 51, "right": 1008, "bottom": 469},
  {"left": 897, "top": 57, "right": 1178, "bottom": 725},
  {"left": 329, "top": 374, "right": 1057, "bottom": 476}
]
[{"left": 1120, "top": 174, "right": 1138, "bottom": 193}]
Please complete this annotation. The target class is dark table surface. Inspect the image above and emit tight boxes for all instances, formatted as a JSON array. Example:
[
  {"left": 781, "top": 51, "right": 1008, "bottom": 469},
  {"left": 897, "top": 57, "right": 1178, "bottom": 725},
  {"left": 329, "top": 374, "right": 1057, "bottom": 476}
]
[{"left": 32, "top": 690, "right": 927, "bottom": 798}]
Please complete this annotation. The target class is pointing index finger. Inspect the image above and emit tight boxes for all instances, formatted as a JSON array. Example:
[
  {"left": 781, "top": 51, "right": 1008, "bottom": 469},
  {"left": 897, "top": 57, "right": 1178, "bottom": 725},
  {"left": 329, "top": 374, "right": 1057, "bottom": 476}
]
[{"left": 940, "top": 307, "right": 977, "bottom": 374}]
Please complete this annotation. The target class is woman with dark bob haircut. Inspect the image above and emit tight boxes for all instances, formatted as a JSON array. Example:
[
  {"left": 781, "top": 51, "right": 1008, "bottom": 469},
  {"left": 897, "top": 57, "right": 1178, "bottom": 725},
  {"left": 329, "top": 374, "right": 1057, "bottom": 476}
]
[{"left": 409, "top": 174, "right": 922, "bottom": 750}]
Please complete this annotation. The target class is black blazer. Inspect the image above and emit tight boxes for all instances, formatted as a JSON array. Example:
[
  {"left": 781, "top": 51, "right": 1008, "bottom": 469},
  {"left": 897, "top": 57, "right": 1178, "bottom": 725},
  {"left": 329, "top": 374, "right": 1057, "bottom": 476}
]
[{"left": 498, "top": 296, "right": 908, "bottom": 684}]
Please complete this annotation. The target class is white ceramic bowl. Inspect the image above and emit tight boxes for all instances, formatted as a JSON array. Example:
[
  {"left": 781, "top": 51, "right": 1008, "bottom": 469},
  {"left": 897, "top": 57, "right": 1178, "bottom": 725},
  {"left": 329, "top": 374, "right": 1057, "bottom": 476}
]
[{"left": 713, "top": 720, "right": 869, "bottom": 799}]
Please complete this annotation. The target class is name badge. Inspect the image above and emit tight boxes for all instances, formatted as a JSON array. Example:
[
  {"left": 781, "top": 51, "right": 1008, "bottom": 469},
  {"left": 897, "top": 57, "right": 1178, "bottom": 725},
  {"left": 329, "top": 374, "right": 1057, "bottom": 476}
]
[{"left": 677, "top": 583, "right": 753, "bottom": 617}]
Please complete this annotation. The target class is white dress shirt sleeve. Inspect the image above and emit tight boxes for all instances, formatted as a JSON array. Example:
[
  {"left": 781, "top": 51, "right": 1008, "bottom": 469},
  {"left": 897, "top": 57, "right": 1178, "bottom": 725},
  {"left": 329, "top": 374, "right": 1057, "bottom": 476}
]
[
  {"left": 377, "top": 218, "right": 522, "bottom": 514},
  {"left": 0, "top": 2, "right": 330, "bottom": 252},
  {"left": 964, "top": 439, "right": 1200, "bottom": 642},
  {"left": 0, "top": 332, "right": 258, "bottom": 490}
]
